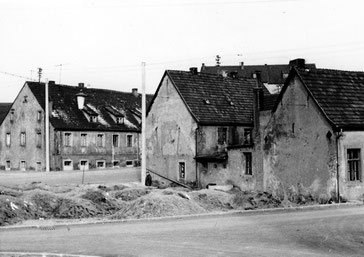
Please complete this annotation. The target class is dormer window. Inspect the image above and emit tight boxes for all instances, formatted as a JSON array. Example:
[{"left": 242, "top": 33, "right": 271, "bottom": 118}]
[
  {"left": 90, "top": 115, "right": 98, "bottom": 123},
  {"left": 116, "top": 117, "right": 124, "bottom": 124}
]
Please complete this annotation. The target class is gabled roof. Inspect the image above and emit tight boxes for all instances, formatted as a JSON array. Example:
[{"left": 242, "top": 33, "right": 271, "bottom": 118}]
[
  {"left": 0, "top": 103, "right": 12, "bottom": 125},
  {"left": 201, "top": 61, "right": 316, "bottom": 85},
  {"left": 149, "top": 70, "right": 267, "bottom": 126},
  {"left": 274, "top": 68, "right": 364, "bottom": 130},
  {"left": 27, "top": 81, "right": 153, "bottom": 132}
]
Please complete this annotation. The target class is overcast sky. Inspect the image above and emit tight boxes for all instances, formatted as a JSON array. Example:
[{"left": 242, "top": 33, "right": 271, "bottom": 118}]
[{"left": 0, "top": 0, "right": 363, "bottom": 102}]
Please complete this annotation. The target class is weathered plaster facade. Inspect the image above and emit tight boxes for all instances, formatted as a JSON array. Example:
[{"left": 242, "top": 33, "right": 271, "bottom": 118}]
[
  {"left": 264, "top": 77, "right": 337, "bottom": 199},
  {"left": 338, "top": 131, "right": 364, "bottom": 200},
  {"left": 0, "top": 84, "right": 45, "bottom": 171},
  {"left": 146, "top": 76, "right": 198, "bottom": 184}
]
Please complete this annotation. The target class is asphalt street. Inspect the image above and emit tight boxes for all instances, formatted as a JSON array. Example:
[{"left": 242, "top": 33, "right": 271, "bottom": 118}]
[{"left": 1, "top": 205, "right": 364, "bottom": 257}]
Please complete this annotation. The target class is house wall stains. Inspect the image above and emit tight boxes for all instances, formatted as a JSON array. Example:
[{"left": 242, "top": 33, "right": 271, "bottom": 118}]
[
  {"left": 146, "top": 75, "right": 198, "bottom": 184},
  {"left": 264, "top": 77, "right": 337, "bottom": 199},
  {"left": 0, "top": 84, "right": 45, "bottom": 171},
  {"left": 338, "top": 131, "right": 364, "bottom": 200}
]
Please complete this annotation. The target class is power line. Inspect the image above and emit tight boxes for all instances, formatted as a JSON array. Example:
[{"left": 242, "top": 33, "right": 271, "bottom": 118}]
[{"left": 0, "top": 70, "right": 36, "bottom": 81}]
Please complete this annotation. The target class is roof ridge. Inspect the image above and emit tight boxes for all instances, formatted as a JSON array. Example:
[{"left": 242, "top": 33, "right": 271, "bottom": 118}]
[{"left": 306, "top": 68, "right": 364, "bottom": 74}]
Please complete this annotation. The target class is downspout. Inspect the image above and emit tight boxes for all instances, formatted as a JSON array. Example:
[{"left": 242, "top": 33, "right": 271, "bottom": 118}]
[
  {"left": 336, "top": 128, "right": 343, "bottom": 203},
  {"left": 195, "top": 126, "right": 199, "bottom": 188}
]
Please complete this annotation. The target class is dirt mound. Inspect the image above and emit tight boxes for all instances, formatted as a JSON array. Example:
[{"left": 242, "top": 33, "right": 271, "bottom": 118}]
[
  {"left": 190, "top": 189, "right": 234, "bottom": 211},
  {"left": 113, "top": 188, "right": 151, "bottom": 201},
  {"left": 110, "top": 191, "right": 206, "bottom": 220},
  {"left": 232, "top": 191, "right": 282, "bottom": 210}
]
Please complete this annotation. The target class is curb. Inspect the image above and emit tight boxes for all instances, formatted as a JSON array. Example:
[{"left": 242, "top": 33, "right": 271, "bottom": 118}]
[{"left": 1, "top": 201, "right": 363, "bottom": 231}]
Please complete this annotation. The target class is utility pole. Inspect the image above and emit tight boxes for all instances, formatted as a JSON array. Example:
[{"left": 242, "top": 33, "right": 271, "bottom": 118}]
[
  {"left": 55, "top": 63, "right": 69, "bottom": 84},
  {"left": 45, "top": 79, "right": 50, "bottom": 172},
  {"left": 141, "top": 62, "right": 146, "bottom": 185}
]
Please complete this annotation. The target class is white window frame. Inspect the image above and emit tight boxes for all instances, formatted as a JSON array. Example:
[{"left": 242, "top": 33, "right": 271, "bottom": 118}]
[
  {"left": 96, "top": 133, "right": 105, "bottom": 147},
  {"left": 20, "top": 132, "right": 26, "bottom": 146},
  {"left": 64, "top": 132, "right": 73, "bottom": 147},
  {"left": 112, "top": 160, "right": 120, "bottom": 167},
  {"left": 79, "top": 159, "right": 89, "bottom": 171},
  {"left": 37, "top": 110, "right": 42, "bottom": 122},
  {"left": 80, "top": 133, "right": 88, "bottom": 147},
  {"left": 5, "top": 160, "right": 11, "bottom": 171},
  {"left": 178, "top": 161, "right": 186, "bottom": 180},
  {"left": 5, "top": 133, "right": 11, "bottom": 147},
  {"left": 20, "top": 160, "right": 26, "bottom": 171},
  {"left": 112, "top": 134, "right": 119, "bottom": 148},
  {"left": 96, "top": 160, "right": 106, "bottom": 169}
]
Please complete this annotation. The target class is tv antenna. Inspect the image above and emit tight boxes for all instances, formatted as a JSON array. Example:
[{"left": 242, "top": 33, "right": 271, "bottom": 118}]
[{"left": 55, "top": 63, "right": 70, "bottom": 84}]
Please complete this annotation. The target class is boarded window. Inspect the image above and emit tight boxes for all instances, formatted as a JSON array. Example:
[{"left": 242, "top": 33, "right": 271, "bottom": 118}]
[
  {"left": 218, "top": 127, "right": 227, "bottom": 145},
  {"left": 81, "top": 133, "right": 87, "bottom": 147},
  {"left": 64, "top": 133, "right": 72, "bottom": 146},
  {"left": 348, "top": 149, "right": 361, "bottom": 181},
  {"left": 126, "top": 134, "right": 133, "bottom": 147},
  {"left": 244, "top": 152, "right": 252, "bottom": 175},
  {"left": 20, "top": 132, "right": 26, "bottom": 146},
  {"left": 5, "top": 133, "right": 11, "bottom": 146},
  {"left": 113, "top": 134, "right": 119, "bottom": 147},
  {"left": 97, "top": 134, "right": 104, "bottom": 147}
]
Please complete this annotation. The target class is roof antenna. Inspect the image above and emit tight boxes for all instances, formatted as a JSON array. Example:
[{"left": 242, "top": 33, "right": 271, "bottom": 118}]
[
  {"left": 55, "top": 63, "right": 70, "bottom": 84},
  {"left": 37, "top": 68, "right": 42, "bottom": 82}
]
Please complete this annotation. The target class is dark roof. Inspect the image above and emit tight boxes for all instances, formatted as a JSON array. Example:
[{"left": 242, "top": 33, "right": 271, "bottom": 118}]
[
  {"left": 0, "top": 103, "right": 12, "bottom": 124},
  {"left": 201, "top": 61, "right": 316, "bottom": 85},
  {"left": 27, "top": 82, "right": 153, "bottom": 131},
  {"left": 262, "top": 94, "right": 279, "bottom": 111},
  {"left": 275, "top": 68, "right": 364, "bottom": 130},
  {"left": 150, "top": 70, "right": 264, "bottom": 125}
]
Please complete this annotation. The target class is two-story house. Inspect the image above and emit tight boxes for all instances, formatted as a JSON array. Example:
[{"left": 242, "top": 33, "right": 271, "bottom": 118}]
[
  {"left": 0, "top": 81, "right": 152, "bottom": 171},
  {"left": 146, "top": 68, "right": 273, "bottom": 189}
]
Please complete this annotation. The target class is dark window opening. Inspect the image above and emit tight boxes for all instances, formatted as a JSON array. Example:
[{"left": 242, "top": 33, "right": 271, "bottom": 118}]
[
  {"left": 244, "top": 152, "right": 252, "bottom": 175},
  {"left": 218, "top": 127, "right": 227, "bottom": 145},
  {"left": 179, "top": 162, "right": 186, "bottom": 180},
  {"left": 243, "top": 129, "right": 252, "bottom": 145},
  {"left": 113, "top": 135, "right": 119, "bottom": 147},
  {"left": 348, "top": 149, "right": 361, "bottom": 181}
]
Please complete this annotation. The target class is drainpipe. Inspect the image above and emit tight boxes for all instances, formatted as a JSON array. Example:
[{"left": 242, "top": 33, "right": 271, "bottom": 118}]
[
  {"left": 336, "top": 128, "right": 343, "bottom": 203},
  {"left": 195, "top": 127, "right": 199, "bottom": 188},
  {"left": 45, "top": 79, "right": 50, "bottom": 172}
]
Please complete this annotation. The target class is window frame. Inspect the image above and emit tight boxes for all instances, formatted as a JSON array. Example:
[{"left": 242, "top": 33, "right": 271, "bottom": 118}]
[
  {"left": 36, "top": 131, "right": 42, "bottom": 148},
  {"left": 347, "top": 148, "right": 361, "bottom": 182},
  {"left": 112, "top": 134, "right": 119, "bottom": 148},
  {"left": 179, "top": 161, "right": 186, "bottom": 180},
  {"left": 5, "top": 160, "right": 11, "bottom": 171},
  {"left": 80, "top": 133, "right": 88, "bottom": 147},
  {"left": 217, "top": 127, "right": 228, "bottom": 145},
  {"left": 96, "top": 133, "right": 105, "bottom": 147},
  {"left": 20, "top": 132, "right": 26, "bottom": 146},
  {"left": 64, "top": 132, "right": 72, "bottom": 147},
  {"left": 126, "top": 134, "right": 133, "bottom": 147},
  {"left": 243, "top": 152, "right": 253, "bottom": 175},
  {"left": 5, "top": 132, "right": 11, "bottom": 147},
  {"left": 243, "top": 129, "right": 253, "bottom": 145},
  {"left": 96, "top": 160, "right": 106, "bottom": 169},
  {"left": 20, "top": 160, "right": 26, "bottom": 171}
]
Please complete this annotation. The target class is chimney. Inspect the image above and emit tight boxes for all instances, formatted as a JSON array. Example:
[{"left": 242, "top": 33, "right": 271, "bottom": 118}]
[
  {"left": 189, "top": 67, "right": 198, "bottom": 75},
  {"left": 289, "top": 58, "right": 305, "bottom": 69},
  {"left": 240, "top": 62, "right": 244, "bottom": 70},
  {"left": 76, "top": 90, "right": 87, "bottom": 110},
  {"left": 201, "top": 63, "right": 205, "bottom": 71},
  {"left": 49, "top": 81, "right": 55, "bottom": 85},
  {"left": 78, "top": 83, "right": 85, "bottom": 88},
  {"left": 132, "top": 88, "right": 138, "bottom": 97}
]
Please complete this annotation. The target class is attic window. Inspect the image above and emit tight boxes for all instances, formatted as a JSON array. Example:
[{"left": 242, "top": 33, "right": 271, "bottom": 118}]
[
  {"left": 90, "top": 115, "right": 98, "bottom": 123},
  {"left": 203, "top": 99, "right": 211, "bottom": 105},
  {"left": 116, "top": 117, "right": 124, "bottom": 124}
]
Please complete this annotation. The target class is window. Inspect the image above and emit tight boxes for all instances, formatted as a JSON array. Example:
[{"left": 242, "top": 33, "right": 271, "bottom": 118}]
[
  {"left": 79, "top": 160, "right": 89, "bottom": 170},
  {"left": 5, "top": 133, "right": 11, "bottom": 146},
  {"left": 96, "top": 160, "right": 105, "bottom": 168},
  {"left": 243, "top": 129, "right": 253, "bottom": 145},
  {"left": 63, "top": 159, "right": 73, "bottom": 171},
  {"left": 90, "top": 115, "right": 98, "bottom": 123},
  {"left": 116, "top": 117, "right": 124, "bottom": 124},
  {"left": 126, "top": 134, "right": 133, "bottom": 147},
  {"left": 347, "top": 149, "right": 361, "bottom": 181},
  {"left": 81, "top": 133, "right": 87, "bottom": 147},
  {"left": 5, "top": 160, "right": 11, "bottom": 171},
  {"left": 97, "top": 134, "right": 104, "bottom": 147},
  {"left": 10, "top": 109, "right": 14, "bottom": 122},
  {"left": 218, "top": 127, "right": 227, "bottom": 145},
  {"left": 36, "top": 162, "right": 41, "bottom": 172},
  {"left": 179, "top": 162, "right": 186, "bottom": 180},
  {"left": 37, "top": 111, "right": 42, "bottom": 122},
  {"left": 36, "top": 132, "right": 42, "bottom": 148},
  {"left": 20, "top": 132, "right": 26, "bottom": 146},
  {"left": 244, "top": 152, "right": 252, "bottom": 175},
  {"left": 113, "top": 160, "right": 120, "bottom": 167},
  {"left": 126, "top": 160, "right": 134, "bottom": 167},
  {"left": 20, "top": 161, "right": 26, "bottom": 171},
  {"left": 64, "top": 132, "right": 72, "bottom": 146},
  {"left": 113, "top": 134, "right": 119, "bottom": 147}
]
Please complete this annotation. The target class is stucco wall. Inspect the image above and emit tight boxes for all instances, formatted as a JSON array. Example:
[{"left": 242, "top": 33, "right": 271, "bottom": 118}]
[
  {"left": 0, "top": 84, "right": 45, "bottom": 171},
  {"left": 52, "top": 130, "right": 139, "bottom": 171},
  {"left": 338, "top": 131, "right": 364, "bottom": 200},
  {"left": 264, "top": 77, "right": 337, "bottom": 199},
  {"left": 146, "top": 75, "right": 198, "bottom": 184}
]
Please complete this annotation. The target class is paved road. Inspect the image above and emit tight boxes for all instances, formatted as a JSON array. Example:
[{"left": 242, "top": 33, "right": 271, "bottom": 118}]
[
  {"left": 1, "top": 206, "right": 364, "bottom": 257},
  {"left": 0, "top": 167, "right": 141, "bottom": 186}
]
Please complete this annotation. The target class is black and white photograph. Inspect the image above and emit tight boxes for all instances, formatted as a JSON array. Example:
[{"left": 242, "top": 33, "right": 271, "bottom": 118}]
[{"left": 0, "top": 0, "right": 364, "bottom": 256}]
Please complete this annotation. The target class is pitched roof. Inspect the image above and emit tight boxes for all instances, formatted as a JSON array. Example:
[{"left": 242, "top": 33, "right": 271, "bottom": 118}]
[
  {"left": 0, "top": 103, "right": 12, "bottom": 124},
  {"left": 27, "top": 82, "right": 153, "bottom": 132},
  {"left": 201, "top": 61, "right": 316, "bottom": 85},
  {"left": 275, "top": 68, "right": 364, "bottom": 130},
  {"left": 153, "top": 70, "right": 263, "bottom": 125}
]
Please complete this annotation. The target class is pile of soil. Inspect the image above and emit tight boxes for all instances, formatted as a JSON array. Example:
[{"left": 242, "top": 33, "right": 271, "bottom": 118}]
[{"left": 0, "top": 183, "right": 318, "bottom": 227}]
